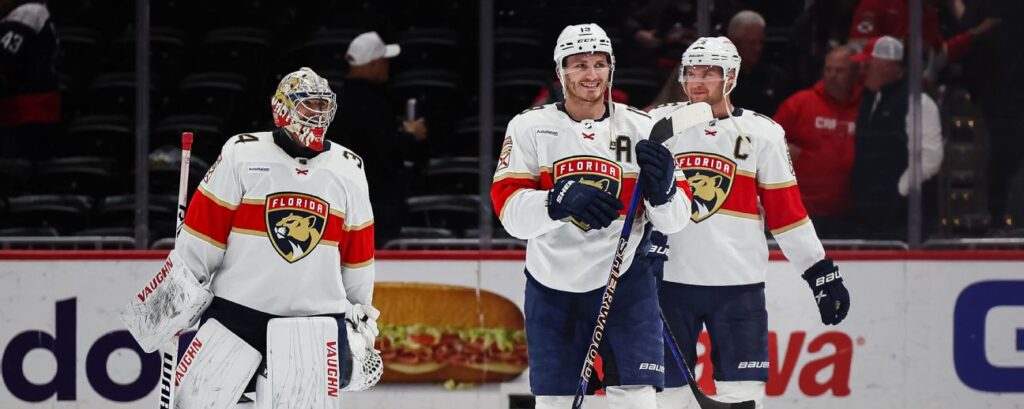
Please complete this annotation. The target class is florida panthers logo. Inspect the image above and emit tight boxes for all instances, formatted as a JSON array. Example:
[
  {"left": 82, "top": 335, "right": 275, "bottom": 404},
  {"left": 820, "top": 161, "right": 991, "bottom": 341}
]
[
  {"left": 676, "top": 153, "right": 736, "bottom": 222},
  {"left": 265, "top": 193, "right": 329, "bottom": 263},
  {"left": 552, "top": 156, "right": 623, "bottom": 231}
]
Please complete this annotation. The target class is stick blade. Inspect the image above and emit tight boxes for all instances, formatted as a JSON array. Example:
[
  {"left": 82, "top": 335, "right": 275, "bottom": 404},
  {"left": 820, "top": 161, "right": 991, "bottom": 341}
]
[
  {"left": 648, "top": 102, "right": 715, "bottom": 144},
  {"left": 695, "top": 393, "right": 756, "bottom": 409}
]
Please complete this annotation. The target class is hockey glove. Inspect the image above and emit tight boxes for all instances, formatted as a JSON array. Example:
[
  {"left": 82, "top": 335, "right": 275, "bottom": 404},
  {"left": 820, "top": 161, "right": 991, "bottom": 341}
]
[
  {"left": 801, "top": 259, "right": 850, "bottom": 325},
  {"left": 636, "top": 139, "right": 677, "bottom": 206},
  {"left": 547, "top": 178, "right": 624, "bottom": 229}
]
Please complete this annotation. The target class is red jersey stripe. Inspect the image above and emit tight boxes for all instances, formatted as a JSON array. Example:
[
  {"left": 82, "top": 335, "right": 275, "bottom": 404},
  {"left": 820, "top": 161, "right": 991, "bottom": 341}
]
[
  {"left": 340, "top": 222, "right": 375, "bottom": 267},
  {"left": 232, "top": 202, "right": 264, "bottom": 233},
  {"left": 676, "top": 178, "right": 693, "bottom": 202},
  {"left": 492, "top": 175, "right": 541, "bottom": 218},
  {"left": 719, "top": 173, "right": 759, "bottom": 216},
  {"left": 183, "top": 188, "right": 236, "bottom": 247},
  {"left": 759, "top": 184, "right": 809, "bottom": 230},
  {"left": 232, "top": 201, "right": 347, "bottom": 243}
]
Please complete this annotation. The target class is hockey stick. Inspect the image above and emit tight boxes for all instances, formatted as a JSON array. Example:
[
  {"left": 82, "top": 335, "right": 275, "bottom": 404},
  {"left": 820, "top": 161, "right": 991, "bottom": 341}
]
[
  {"left": 156, "top": 132, "right": 193, "bottom": 409},
  {"left": 571, "top": 103, "right": 713, "bottom": 409},
  {"left": 661, "top": 311, "right": 755, "bottom": 409}
]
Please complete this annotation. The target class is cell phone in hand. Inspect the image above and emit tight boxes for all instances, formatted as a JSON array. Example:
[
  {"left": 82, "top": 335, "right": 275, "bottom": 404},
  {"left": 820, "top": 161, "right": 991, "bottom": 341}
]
[{"left": 406, "top": 98, "right": 417, "bottom": 121}]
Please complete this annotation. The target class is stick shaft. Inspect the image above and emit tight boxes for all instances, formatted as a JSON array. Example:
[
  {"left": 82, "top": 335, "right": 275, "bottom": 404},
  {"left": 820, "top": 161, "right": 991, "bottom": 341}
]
[
  {"left": 159, "top": 132, "right": 192, "bottom": 409},
  {"left": 571, "top": 179, "right": 645, "bottom": 409}
]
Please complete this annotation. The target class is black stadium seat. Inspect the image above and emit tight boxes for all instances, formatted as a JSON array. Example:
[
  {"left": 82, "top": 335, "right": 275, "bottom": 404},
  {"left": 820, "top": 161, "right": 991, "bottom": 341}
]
[
  {"left": 494, "top": 69, "right": 550, "bottom": 115},
  {"left": 7, "top": 195, "right": 94, "bottom": 233},
  {"left": 199, "top": 27, "right": 274, "bottom": 74},
  {"left": 405, "top": 194, "right": 480, "bottom": 235},
  {"left": 35, "top": 157, "right": 122, "bottom": 195},
  {"left": 0, "top": 159, "right": 33, "bottom": 196},
  {"left": 64, "top": 114, "right": 134, "bottom": 159}
]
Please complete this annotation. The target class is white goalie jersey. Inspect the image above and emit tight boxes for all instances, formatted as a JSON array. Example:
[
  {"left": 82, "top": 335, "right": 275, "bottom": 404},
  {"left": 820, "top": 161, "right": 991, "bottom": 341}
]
[
  {"left": 177, "top": 131, "right": 375, "bottom": 316},
  {"left": 491, "top": 103, "right": 692, "bottom": 293}
]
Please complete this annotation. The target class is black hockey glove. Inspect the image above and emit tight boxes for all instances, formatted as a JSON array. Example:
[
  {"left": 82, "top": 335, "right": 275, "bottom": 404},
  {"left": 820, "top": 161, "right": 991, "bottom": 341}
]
[
  {"left": 643, "top": 229, "right": 670, "bottom": 283},
  {"left": 547, "top": 178, "right": 624, "bottom": 229},
  {"left": 636, "top": 140, "right": 677, "bottom": 206},
  {"left": 801, "top": 259, "right": 850, "bottom": 325}
]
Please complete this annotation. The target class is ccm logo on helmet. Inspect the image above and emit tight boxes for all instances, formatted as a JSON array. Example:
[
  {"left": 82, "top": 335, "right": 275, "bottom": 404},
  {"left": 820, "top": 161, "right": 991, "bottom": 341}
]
[{"left": 815, "top": 271, "right": 842, "bottom": 287}]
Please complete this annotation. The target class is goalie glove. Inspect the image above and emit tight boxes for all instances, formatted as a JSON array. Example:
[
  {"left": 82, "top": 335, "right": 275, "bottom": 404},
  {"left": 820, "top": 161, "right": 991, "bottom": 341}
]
[
  {"left": 347, "top": 303, "right": 381, "bottom": 345},
  {"left": 801, "top": 259, "right": 850, "bottom": 325}
]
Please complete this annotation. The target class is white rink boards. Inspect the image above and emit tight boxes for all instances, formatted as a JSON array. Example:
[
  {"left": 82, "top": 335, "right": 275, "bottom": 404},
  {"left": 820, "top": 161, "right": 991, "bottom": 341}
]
[{"left": 0, "top": 251, "right": 1022, "bottom": 408}]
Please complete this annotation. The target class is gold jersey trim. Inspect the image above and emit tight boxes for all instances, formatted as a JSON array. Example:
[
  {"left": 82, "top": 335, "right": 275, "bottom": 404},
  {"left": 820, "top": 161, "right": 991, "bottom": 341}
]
[
  {"left": 183, "top": 225, "right": 227, "bottom": 249},
  {"left": 199, "top": 186, "right": 239, "bottom": 210},
  {"left": 343, "top": 259, "right": 374, "bottom": 269},
  {"left": 758, "top": 179, "right": 798, "bottom": 190},
  {"left": 770, "top": 217, "right": 810, "bottom": 235}
]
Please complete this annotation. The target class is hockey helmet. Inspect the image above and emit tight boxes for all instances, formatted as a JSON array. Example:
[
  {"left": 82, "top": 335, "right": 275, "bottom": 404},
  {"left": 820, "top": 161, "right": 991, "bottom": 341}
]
[
  {"left": 679, "top": 36, "right": 742, "bottom": 96},
  {"left": 553, "top": 23, "right": 615, "bottom": 80},
  {"left": 271, "top": 67, "right": 337, "bottom": 151}
]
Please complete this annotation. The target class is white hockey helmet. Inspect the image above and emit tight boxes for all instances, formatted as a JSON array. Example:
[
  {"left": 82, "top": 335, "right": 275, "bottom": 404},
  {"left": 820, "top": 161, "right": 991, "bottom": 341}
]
[
  {"left": 553, "top": 23, "right": 615, "bottom": 79},
  {"left": 271, "top": 67, "right": 337, "bottom": 151},
  {"left": 679, "top": 36, "right": 742, "bottom": 96}
]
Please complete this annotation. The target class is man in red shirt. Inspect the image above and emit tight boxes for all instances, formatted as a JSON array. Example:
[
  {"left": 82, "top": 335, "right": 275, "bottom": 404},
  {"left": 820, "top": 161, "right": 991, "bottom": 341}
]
[
  {"left": 773, "top": 46, "right": 860, "bottom": 221},
  {"left": 847, "top": 0, "right": 999, "bottom": 63}
]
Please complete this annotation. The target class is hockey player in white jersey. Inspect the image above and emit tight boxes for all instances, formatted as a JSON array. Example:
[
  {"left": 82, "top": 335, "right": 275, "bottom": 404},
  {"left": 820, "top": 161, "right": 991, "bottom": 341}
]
[
  {"left": 120, "top": 67, "right": 382, "bottom": 409},
  {"left": 648, "top": 38, "right": 851, "bottom": 409},
  {"left": 491, "top": 23, "right": 693, "bottom": 409}
]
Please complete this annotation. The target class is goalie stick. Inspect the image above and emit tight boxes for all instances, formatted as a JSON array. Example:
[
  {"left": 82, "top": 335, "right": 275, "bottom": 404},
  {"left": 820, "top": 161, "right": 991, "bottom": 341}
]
[
  {"left": 156, "top": 132, "right": 192, "bottom": 409},
  {"left": 571, "top": 102, "right": 714, "bottom": 409}
]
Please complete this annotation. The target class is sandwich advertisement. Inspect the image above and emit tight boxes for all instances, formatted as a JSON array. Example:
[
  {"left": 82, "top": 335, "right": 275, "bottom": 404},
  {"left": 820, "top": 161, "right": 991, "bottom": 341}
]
[{"left": 0, "top": 254, "right": 1022, "bottom": 408}]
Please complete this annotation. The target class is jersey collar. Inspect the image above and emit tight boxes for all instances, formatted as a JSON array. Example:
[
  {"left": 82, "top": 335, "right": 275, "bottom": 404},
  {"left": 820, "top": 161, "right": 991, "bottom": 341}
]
[
  {"left": 272, "top": 128, "right": 331, "bottom": 160},
  {"left": 555, "top": 101, "right": 611, "bottom": 124}
]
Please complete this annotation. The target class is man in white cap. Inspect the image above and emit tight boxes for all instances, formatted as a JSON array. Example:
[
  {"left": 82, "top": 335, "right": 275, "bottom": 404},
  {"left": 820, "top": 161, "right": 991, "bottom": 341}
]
[
  {"left": 333, "top": 31, "right": 428, "bottom": 246},
  {"left": 850, "top": 35, "right": 942, "bottom": 239},
  {"left": 345, "top": 31, "right": 402, "bottom": 82}
]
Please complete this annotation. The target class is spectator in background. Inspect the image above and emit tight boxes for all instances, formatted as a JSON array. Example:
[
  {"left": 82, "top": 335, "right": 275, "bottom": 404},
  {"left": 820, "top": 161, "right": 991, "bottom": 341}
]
[
  {"left": 0, "top": 0, "right": 59, "bottom": 160},
  {"left": 786, "top": 0, "right": 860, "bottom": 89},
  {"left": 849, "top": 36, "right": 943, "bottom": 239},
  {"left": 847, "top": 0, "right": 1000, "bottom": 80},
  {"left": 725, "top": 10, "right": 792, "bottom": 116},
  {"left": 621, "top": 0, "right": 739, "bottom": 71},
  {"left": 332, "top": 31, "right": 428, "bottom": 247},
  {"left": 773, "top": 46, "right": 861, "bottom": 236}
]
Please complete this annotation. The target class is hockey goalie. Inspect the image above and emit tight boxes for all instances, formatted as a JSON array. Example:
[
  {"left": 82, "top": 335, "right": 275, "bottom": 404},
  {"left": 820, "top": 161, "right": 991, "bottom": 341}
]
[{"left": 119, "top": 67, "right": 383, "bottom": 409}]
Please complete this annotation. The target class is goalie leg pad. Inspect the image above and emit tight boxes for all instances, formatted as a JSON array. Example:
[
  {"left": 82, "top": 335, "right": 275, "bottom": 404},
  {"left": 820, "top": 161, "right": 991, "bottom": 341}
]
[
  {"left": 267, "top": 317, "right": 350, "bottom": 409},
  {"left": 175, "top": 318, "right": 262, "bottom": 409},
  {"left": 119, "top": 249, "right": 214, "bottom": 352}
]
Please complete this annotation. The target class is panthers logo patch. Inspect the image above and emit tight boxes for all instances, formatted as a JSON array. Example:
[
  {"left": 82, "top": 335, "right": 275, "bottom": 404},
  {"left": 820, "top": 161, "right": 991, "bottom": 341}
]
[
  {"left": 265, "top": 193, "right": 329, "bottom": 263},
  {"left": 552, "top": 156, "right": 622, "bottom": 231},
  {"left": 676, "top": 153, "right": 736, "bottom": 222}
]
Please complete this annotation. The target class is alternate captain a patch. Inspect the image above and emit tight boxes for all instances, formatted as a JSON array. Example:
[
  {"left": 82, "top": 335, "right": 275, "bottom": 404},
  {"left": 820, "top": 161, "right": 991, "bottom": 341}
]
[
  {"left": 552, "top": 156, "right": 622, "bottom": 231},
  {"left": 265, "top": 193, "right": 329, "bottom": 263},
  {"left": 676, "top": 153, "right": 736, "bottom": 222}
]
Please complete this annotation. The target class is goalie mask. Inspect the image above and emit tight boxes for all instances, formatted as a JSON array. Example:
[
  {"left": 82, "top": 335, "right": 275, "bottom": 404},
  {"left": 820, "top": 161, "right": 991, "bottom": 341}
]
[
  {"left": 272, "top": 67, "right": 337, "bottom": 151},
  {"left": 679, "top": 36, "right": 742, "bottom": 97}
]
